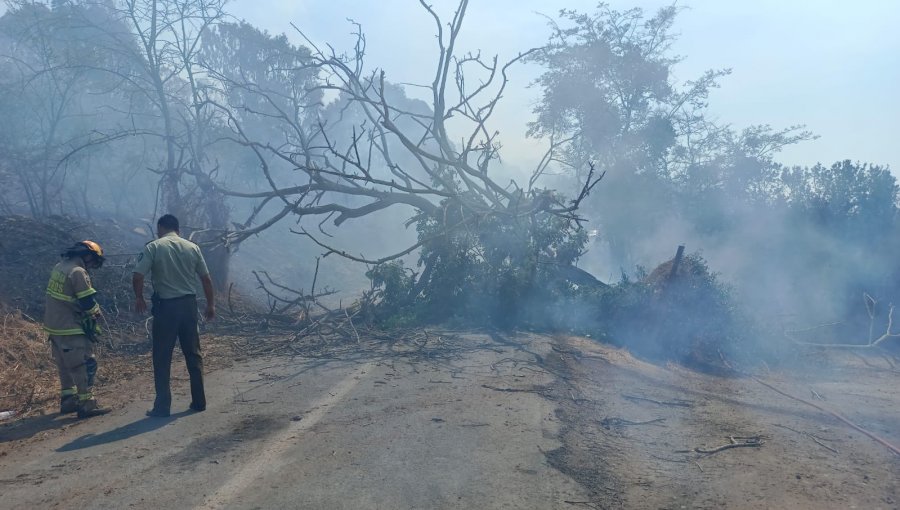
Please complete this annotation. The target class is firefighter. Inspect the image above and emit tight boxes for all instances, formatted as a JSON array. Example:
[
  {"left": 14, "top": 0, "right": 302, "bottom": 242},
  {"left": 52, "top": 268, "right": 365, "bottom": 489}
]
[{"left": 44, "top": 240, "right": 111, "bottom": 418}]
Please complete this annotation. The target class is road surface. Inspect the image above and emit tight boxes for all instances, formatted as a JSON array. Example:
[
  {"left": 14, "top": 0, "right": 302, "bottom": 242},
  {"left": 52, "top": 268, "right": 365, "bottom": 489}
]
[
  {"left": 3, "top": 331, "right": 899, "bottom": 509},
  {"left": 0, "top": 332, "right": 587, "bottom": 509}
]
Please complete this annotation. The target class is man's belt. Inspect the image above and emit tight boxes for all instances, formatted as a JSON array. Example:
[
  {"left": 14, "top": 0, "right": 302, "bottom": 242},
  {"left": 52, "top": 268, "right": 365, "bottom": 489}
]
[{"left": 156, "top": 294, "right": 196, "bottom": 302}]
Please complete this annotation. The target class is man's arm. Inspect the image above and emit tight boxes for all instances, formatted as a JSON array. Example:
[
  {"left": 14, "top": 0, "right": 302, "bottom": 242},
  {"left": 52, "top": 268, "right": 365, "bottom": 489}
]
[
  {"left": 133, "top": 273, "right": 147, "bottom": 314},
  {"left": 200, "top": 274, "right": 215, "bottom": 321},
  {"left": 133, "top": 244, "right": 153, "bottom": 315}
]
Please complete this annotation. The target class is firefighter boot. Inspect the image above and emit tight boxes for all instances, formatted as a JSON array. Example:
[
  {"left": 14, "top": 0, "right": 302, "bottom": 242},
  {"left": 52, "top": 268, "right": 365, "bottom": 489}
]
[
  {"left": 59, "top": 394, "right": 78, "bottom": 414},
  {"left": 76, "top": 399, "right": 110, "bottom": 419}
]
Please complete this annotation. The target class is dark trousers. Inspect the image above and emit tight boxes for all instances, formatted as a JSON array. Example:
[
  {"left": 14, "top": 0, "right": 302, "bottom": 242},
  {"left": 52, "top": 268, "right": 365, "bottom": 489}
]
[{"left": 151, "top": 295, "right": 205, "bottom": 412}]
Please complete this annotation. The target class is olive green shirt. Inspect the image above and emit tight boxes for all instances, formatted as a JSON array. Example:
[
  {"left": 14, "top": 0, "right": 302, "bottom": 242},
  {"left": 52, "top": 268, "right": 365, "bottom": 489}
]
[{"left": 134, "top": 232, "right": 209, "bottom": 299}]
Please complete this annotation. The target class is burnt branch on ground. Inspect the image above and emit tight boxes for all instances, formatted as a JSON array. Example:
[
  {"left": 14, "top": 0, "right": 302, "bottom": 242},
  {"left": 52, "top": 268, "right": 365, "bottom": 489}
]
[{"left": 786, "top": 294, "right": 900, "bottom": 351}]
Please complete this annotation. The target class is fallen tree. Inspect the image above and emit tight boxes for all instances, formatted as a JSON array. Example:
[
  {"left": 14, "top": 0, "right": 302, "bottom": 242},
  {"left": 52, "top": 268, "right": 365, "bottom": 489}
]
[{"left": 202, "top": 0, "right": 602, "bottom": 327}]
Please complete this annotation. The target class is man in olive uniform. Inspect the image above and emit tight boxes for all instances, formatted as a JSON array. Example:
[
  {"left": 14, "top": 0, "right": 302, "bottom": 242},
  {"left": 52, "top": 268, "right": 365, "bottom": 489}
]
[
  {"left": 133, "top": 214, "right": 215, "bottom": 417},
  {"left": 44, "top": 240, "right": 111, "bottom": 418}
]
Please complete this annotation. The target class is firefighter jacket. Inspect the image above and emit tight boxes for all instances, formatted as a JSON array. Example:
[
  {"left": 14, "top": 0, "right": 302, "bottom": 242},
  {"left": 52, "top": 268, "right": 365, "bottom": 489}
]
[{"left": 43, "top": 259, "right": 100, "bottom": 336}]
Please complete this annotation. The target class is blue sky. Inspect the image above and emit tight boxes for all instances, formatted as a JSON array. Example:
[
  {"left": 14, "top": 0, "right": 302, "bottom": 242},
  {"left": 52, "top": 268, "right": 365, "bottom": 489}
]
[
  {"left": 4, "top": 1, "right": 892, "bottom": 171},
  {"left": 228, "top": 0, "right": 899, "bottom": 174}
]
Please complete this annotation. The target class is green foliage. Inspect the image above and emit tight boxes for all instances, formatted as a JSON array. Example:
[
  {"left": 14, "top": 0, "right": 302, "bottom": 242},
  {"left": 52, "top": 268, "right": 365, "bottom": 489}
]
[
  {"left": 770, "top": 160, "right": 900, "bottom": 326},
  {"left": 366, "top": 261, "right": 414, "bottom": 304},
  {"left": 363, "top": 261, "right": 416, "bottom": 327},
  {"left": 528, "top": 4, "right": 814, "bottom": 268},
  {"left": 529, "top": 4, "right": 693, "bottom": 168},
  {"left": 365, "top": 233, "right": 756, "bottom": 369},
  {"left": 600, "top": 254, "right": 752, "bottom": 362},
  {"left": 778, "top": 160, "right": 898, "bottom": 238},
  {"left": 527, "top": 3, "right": 900, "bottom": 351},
  {"left": 365, "top": 195, "right": 589, "bottom": 329}
]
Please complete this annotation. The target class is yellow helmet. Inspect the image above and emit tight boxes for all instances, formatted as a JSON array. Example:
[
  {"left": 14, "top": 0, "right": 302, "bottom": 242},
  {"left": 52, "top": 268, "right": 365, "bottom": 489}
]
[
  {"left": 62, "top": 240, "right": 105, "bottom": 267},
  {"left": 80, "top": 240, "right": 104, "bottom": 258}
]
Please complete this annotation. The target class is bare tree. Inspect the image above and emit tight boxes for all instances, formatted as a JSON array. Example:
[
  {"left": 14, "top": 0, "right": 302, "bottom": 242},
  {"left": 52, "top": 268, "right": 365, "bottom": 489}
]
[
  {"left": 210, "top": 0, "right": 601, "bottom": 269},
  {"left": 107, "top": 0, "right": 226, "bottom": 219},
  {"left": 0, "top": 2, "right": 100, "bottom": 216},
  {"left": 60, "top": 0, "right": 233, "bottom": 285}
]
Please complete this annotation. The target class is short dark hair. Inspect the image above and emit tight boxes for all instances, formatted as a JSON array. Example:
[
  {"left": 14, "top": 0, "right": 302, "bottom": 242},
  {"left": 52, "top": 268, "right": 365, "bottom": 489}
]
[{"left": 157, "top": 214, "right": 180, "bottom": 232}]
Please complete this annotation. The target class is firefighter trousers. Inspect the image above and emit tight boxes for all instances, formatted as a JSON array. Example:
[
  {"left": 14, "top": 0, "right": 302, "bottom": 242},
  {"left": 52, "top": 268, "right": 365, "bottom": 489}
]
[{"left": 49, "top": 334, "right": 96, "bottom": 401}]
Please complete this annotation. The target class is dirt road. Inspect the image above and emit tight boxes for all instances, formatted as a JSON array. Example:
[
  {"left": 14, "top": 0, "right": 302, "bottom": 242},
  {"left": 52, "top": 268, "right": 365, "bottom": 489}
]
[{"left": 2, "top": 332, "right": 899, "bottom": 509}]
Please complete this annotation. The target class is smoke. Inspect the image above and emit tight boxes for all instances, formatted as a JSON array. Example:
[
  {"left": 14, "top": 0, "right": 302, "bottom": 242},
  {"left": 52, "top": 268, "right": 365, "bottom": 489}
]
[
  {"left": 575, "top": 162, "right": 898, "bottom": 359},
  {"left": 1, "top": 0, "right": 895, "bottom": 367}
]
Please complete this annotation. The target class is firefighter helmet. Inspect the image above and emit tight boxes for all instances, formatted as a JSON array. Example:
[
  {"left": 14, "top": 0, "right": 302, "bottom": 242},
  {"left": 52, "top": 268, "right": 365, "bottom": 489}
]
[
  {"left": 80, "top": 240, "right": 104, "bottom": 259},
  {"left": 62, "top": 240, "right": 105, "bottom": 267}
]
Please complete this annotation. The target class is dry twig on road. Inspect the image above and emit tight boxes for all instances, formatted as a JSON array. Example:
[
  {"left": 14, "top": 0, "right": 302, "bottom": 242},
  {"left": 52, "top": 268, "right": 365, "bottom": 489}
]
[
  {"left": 692, "top": 436, "right": 764, "bottom": 456},
  {"left": 772, "top": 423, "right": 840, "bottom": 454},
  {"left": 720, "top": 352, "right": 900, "bottom": 457},
  {"left": 751, "top": 376, "right": 900, "bottom": 457},
  {"left": 599, "top": 417, "right": 666, "bottom": 430},
  {"left": 621, "top": 393, "right": 693, "bottom": 408},
  {"left": 481, "top": 384, "right": 548, "bottom": 396}
]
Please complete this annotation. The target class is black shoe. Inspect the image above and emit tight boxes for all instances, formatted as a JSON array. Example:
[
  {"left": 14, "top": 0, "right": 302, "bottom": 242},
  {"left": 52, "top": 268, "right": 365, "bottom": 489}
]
[
  {"left": 77, "top": 400, "right": 111, "bottom": 419},
  {"left": 60, "top": 395, "right": 78, "bottom": 415},
  {"left": 188, "top": 403, "right": 206, "bottom": 412},
  {"left": 146, "top": 408, "right": 170, "bottom": 418},
  {"left": 78, "top": 407, "right": 111, "bottom": 419}
]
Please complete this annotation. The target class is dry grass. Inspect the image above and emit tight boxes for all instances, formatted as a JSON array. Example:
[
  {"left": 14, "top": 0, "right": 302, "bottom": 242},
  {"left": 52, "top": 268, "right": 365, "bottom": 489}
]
[
  {"left": 0, "top": 288, "right": 244, "bottom": 420},
  {"left": 0, "top": 215, "right": 243, "bottom": 421},
  {"left": 0, "top": 308, "right": 154, "bottom": 418},
  {"left": 0, "top": 308, "right": 242, "bottom": 420},
  {"left": 0, "top": 310, "right": 57, "bottom": 416}
]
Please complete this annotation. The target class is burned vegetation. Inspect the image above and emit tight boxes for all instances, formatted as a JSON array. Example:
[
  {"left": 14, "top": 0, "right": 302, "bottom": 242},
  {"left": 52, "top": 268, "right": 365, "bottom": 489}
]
[{"left": 0, "top": 0, "right": 897, "bottom": 400}]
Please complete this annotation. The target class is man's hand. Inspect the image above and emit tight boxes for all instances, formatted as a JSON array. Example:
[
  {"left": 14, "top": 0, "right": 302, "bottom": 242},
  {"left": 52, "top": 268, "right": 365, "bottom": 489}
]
[
  {"left": 199, "top": 274, "right": 215, "bottom": 322},
  {"left": 135, "top": 296, "right": 147, "bottom": 315},
  {"left": 133, "top": 273, "right": 147, "bottom": 315}
]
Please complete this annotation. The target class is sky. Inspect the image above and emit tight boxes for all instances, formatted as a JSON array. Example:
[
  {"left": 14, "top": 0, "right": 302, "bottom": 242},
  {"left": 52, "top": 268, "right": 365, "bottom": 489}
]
[
  {"left": 226, "top": 0, "right": 899, "bottom": 174},
  {"left": 1, "top": 0, "right": 894, "bottom": 172}
]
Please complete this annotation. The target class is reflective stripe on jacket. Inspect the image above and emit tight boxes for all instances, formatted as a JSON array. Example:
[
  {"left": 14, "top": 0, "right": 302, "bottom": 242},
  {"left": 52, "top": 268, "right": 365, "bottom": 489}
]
[{"left": 43, "top": 259, "right": 100, "bottom": 336}]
